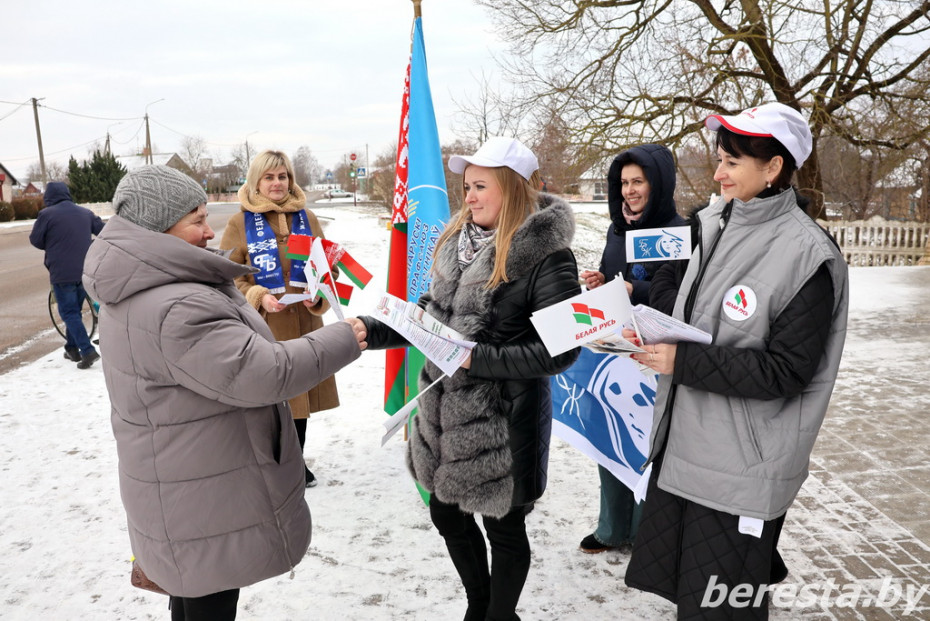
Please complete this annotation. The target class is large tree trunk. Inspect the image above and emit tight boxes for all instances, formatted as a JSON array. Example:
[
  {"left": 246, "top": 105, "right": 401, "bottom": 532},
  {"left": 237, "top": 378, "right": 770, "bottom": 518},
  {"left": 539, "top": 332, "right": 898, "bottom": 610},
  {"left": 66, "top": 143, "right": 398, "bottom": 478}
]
[{"left": 798, "top": 137, "right": 825, "bottom": 220}]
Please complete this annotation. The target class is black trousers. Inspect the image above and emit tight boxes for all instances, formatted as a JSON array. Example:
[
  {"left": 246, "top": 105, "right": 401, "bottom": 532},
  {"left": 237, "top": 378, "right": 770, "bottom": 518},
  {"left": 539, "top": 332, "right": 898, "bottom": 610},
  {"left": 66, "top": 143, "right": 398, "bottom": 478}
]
[
  {"left": 169, "top": 589, "right": 239, "bottom": 621},
  {"left": 293, "top": 417, "right": 307, "bottom": 451},
  {"left": 429, "top": 496, "right": 529, "bottom": 621}
]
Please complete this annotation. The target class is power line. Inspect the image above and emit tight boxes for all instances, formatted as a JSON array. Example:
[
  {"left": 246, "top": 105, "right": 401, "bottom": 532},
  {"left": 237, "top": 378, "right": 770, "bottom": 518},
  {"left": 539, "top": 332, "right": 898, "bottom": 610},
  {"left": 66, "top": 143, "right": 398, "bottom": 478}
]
[
  {"left": 40, "top": 103, "right": 140, "bottom": 122},
  {"left": 2, "top": 136, "right": 105, "bottom": 162},
  {"left": 0, "top": 99, "right": 30, "bottom": 122},
  {"left": 150, "top": 119, "right": 241, "bottom": 148},
  {"left": 109, "top": 120, "right": 146, "bottom": 145}
]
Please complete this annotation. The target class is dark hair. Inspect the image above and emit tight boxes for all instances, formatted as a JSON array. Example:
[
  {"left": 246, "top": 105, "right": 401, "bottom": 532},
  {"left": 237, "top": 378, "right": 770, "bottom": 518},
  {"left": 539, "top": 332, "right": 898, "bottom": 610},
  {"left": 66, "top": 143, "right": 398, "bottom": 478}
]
[{"left": 715, "top": 128, "right": 796, "bottom": 190}]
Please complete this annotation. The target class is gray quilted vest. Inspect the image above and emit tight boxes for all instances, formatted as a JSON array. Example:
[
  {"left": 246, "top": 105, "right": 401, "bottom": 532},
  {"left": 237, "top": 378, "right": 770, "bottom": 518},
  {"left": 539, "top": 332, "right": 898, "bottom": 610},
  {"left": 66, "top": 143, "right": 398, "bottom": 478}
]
[{"left": 648, "top": 190, "right": 848, "bottom": 520}]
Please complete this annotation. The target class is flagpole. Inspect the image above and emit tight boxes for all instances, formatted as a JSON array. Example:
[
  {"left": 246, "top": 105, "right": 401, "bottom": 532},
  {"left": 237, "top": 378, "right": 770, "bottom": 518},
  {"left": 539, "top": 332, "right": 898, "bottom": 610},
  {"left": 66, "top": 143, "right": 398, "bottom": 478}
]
[{"left": 412, "top": 0, "right": 422, "bottom": 18}]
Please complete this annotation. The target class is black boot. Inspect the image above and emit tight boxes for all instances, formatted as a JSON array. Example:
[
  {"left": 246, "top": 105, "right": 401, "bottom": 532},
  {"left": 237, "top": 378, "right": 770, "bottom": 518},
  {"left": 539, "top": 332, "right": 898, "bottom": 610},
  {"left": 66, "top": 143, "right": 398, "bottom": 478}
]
[
  {"left": 77, "top": 350, "right": 100, "bottom": 369},
  {"left": 63, "top": 347, "right": 81, "bottom": 362},
  {"left": 429, "top": 498, "right": 491, "bottom": 621},
  {"left": 463, "top": 599, "right": 488, "bottom": 621}
]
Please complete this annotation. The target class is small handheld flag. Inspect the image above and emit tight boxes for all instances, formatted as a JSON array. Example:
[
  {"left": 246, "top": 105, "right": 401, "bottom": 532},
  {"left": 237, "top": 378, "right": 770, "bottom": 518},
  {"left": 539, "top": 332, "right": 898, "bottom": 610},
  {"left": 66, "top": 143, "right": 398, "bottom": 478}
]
[{"left": 286, "top": 234, "right": 371, "bottom": 305}]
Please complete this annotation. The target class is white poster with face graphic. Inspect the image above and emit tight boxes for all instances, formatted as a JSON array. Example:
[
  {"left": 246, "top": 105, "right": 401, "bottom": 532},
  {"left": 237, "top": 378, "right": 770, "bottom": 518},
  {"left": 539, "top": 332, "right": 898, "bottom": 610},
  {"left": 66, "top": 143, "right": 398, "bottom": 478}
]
[
  {"left": 551, "top": 349, "right": 658, "bottom": 493},
  {"left": 625, "top": 225, "right": 691, "bottom": 262}
]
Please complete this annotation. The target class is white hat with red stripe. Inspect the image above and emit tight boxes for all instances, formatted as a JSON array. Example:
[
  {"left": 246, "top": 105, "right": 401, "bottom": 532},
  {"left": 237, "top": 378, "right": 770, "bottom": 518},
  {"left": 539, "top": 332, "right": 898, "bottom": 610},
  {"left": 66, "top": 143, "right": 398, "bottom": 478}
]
[{"left": 705, "top": 102, "right": 812, "bottom": 169}]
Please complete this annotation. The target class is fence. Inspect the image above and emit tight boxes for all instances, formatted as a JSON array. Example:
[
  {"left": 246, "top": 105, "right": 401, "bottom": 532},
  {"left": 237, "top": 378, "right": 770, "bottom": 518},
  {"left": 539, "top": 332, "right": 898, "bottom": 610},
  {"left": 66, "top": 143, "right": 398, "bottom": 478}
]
[{"left": 821, "top": 218, "right": 930, "bottom": 266}]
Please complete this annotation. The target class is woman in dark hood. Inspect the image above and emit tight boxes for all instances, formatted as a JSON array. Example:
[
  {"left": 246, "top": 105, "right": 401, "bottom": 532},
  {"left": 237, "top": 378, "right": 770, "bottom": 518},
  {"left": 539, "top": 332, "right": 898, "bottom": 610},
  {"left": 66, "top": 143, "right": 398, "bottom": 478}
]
[
  {"left": 578, "top": 144, "right": 686, "bottom": 555},
  {"left": 580, "top": 144, "right": 686, "bottom": 304}
]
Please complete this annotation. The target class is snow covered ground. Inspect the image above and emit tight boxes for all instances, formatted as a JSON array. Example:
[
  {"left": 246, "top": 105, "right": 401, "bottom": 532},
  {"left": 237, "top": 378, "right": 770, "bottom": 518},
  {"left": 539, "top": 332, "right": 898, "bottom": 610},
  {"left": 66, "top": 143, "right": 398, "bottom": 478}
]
[{"left": 0, "top": 202, "right": 927, "bottom": 619}]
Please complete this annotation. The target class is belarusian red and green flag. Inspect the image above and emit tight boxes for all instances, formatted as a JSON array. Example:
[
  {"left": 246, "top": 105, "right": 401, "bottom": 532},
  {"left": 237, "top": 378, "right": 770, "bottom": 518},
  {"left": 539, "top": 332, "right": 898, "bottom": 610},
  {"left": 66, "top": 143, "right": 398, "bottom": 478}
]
[
  {"left": 335, "top": 252, "right": 372, "bottom": 289},
  {"left": 285, "top": 234, "right": 312, "bottom": 261},
  {"left": 284, "top": 234, "right": 370, "bottom": 305}
]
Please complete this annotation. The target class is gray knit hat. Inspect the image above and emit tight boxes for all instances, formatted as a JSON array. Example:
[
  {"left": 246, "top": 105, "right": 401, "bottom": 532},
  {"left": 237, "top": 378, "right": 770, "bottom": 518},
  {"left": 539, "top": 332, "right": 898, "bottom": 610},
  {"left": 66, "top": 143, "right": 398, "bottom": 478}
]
[{"left": 113, "top": 165, "right": 208, "bottom": 232}]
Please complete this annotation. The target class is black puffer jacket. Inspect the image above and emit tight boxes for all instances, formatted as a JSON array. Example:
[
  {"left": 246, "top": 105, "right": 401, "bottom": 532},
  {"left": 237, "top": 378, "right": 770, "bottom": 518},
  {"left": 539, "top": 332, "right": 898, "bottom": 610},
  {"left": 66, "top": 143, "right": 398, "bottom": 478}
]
[
  {"left": 649, "top": 201, "right": 707, "bottom": 314},
  {"left": 600, "top": 144, "right": 685, "bottom": 304},
  {"left": 363, "top": 194, "right": 580, "bottom": 517}
]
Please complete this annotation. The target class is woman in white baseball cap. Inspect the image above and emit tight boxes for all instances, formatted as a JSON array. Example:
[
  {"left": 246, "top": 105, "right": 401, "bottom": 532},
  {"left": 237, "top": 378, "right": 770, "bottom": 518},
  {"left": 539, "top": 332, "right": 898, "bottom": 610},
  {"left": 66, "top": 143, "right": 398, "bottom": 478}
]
[
  {"left": 623, "top": 103, "right": 850, "bottom": 619},
  {"left": 357, "top": 136, "right": 581, "bottom": 620}
]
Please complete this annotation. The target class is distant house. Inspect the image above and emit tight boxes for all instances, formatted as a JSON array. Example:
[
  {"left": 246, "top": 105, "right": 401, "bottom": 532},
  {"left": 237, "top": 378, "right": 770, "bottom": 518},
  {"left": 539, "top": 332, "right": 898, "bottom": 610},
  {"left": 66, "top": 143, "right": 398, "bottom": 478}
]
[
  {"left": 115, "top": 153, "right": 191, "bottom": 174},
  {"left": 875, "top": 161, "right": 922, "bottom": 221},
  {"left": 21, "top": 181, "right": 44, "bottom": 198},
  {"left": 577, "top": 164, "right": 609, "bottom": 201},
  {"left": 207, "top": 163, "right": 241, "bottom": 193},
  {"left": 0, "top": 162, "right": 18, "bottom": 203}
]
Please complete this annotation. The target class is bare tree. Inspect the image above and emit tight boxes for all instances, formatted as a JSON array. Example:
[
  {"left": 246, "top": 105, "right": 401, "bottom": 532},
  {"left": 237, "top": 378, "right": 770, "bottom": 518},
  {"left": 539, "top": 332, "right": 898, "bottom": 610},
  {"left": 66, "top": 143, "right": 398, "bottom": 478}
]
[
  {"left": 292, "top": 146, "right": 323, "bottom": 188},
  {"left": 229, "top": 143, "right": 249, "bottom": 179},
  {"left": 452, "top": 70, "right": 526, "bottom": 145},
  {"left": 366, "top": 143, "right": 398, "bottom": 208},
  {"left": 179, "top": 135, "right": 210, "bottom": 182},
  {"left": 333, "top": 155, "right": 355, "bottom": 191},
  {"left": 530, "top": 109, "right": 601, "bottom": 194},
  {"left": 477, "top": 0, "right": 930, "bottom": 219},
  {"left": 26, "top": 161, "right": 68, "bottom": 183}
]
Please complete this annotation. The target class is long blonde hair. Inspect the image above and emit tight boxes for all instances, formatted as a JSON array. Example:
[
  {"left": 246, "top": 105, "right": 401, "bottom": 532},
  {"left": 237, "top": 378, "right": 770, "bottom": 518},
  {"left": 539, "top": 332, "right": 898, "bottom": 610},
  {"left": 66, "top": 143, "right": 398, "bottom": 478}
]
[
  {"left": 435, "top": 166, "right": 541, "bottom": 288},
  {"left": 245, "top": 150, "right": 298, "bottom": 198}
]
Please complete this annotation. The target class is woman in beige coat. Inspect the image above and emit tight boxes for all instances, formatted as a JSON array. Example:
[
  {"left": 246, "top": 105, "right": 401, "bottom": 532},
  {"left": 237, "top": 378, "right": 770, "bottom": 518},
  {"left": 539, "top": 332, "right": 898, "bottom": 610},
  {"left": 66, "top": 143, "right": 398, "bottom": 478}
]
[{"left": 221, "top": 150, "right": 336, "bottom": 487}]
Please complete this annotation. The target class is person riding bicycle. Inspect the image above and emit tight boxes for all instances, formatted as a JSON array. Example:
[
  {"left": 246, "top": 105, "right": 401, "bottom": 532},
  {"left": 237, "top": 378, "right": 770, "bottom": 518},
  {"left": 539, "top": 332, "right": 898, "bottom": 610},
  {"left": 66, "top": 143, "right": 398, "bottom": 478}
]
[{"left": 30, "top": 182, "right": 104, "bottom": 369}]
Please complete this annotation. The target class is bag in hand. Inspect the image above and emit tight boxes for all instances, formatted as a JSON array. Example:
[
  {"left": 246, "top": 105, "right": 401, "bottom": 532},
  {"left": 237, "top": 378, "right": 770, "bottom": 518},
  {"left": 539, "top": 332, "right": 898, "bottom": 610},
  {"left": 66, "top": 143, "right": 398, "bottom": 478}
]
[{"left": 131, "top": 560, "right": 169, "bottom": 595}]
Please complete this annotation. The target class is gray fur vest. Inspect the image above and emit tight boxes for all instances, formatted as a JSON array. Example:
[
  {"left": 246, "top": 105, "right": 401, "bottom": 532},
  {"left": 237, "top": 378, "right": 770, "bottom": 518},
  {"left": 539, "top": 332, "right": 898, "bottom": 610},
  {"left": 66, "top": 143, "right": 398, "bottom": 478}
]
[{"left": 407, "top": 194, "right": 577, "bottom": 517}]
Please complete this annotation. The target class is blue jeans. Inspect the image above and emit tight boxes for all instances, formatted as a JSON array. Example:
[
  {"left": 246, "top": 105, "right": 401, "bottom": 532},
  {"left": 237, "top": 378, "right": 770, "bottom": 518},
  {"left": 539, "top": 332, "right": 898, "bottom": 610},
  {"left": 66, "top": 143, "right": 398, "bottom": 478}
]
[
  {"left": 594, "top": 464, "right": 643, "bottom": 546},
  {"left": 53, "top": 282, "right": 95, "bottom": 357}
]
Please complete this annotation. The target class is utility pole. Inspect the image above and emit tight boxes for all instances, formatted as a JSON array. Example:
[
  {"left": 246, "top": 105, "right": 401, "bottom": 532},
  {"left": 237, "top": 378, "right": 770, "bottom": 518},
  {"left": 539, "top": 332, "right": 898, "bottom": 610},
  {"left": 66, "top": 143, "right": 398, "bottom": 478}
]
[
  {"left": 244, "top": 131, "right": 257, "bottom": 172},
  {"left": 143, "top": 99, "right": 164, "bottom": 165},
  {"left": 31, "top": 98, "right": 47, "bottom": 184},
  {"left": 144, "top": 113, "right": 153, "bottom": 165}
]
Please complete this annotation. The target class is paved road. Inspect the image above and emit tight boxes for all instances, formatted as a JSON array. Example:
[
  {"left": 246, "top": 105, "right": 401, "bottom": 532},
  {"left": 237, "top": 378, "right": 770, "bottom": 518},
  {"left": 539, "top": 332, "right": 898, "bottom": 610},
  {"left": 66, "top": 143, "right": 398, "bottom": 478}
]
[{"left": 0, "top": 203, "right": 241, "bottom": 375}]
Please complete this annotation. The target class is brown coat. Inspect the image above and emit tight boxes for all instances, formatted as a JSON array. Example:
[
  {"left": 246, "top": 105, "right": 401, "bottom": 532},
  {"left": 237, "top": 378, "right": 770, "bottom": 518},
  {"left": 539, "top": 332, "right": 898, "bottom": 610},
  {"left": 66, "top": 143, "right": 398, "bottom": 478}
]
[{"left": 221, "top": 206, "right": 339, "bottom": 418}]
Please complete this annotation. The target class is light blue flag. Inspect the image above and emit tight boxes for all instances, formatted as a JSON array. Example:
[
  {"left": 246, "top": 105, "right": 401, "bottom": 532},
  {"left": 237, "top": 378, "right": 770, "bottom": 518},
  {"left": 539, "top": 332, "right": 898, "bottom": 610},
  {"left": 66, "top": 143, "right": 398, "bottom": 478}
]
[
  {"left": 406, "top": 16, "right": 450, "bottom": 304},
  {"left": 402, "top": 15, "right": 452, "bottom": 506}
]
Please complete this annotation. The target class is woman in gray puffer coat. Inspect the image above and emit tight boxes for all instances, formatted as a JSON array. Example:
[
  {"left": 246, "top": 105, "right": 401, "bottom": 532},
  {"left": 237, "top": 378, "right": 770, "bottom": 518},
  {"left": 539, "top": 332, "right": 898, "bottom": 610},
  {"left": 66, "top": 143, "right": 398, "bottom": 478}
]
[
  {"left": 357, "top": 138, "right": 580, "bottom": 621},
  {"left": 83, "top": 165, "right": 365, "bottom": 620}
]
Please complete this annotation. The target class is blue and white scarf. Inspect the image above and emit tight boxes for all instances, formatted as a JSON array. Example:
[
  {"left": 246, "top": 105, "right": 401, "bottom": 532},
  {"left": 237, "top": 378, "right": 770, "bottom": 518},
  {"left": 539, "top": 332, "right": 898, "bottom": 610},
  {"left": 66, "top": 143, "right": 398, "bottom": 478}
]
[{"left": 244, "top": 210, "right": 313, "bottom": 293}]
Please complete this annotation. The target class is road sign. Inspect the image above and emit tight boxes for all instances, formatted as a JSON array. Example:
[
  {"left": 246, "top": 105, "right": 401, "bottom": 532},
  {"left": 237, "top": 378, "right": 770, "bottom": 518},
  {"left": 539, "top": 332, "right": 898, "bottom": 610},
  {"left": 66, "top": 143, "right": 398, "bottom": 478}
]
[
  {"left": 326, "top": 171, "right": 334, "bottom": 180},
  {"left": 350, "top": 153, "right": 357, "bottom": 161},
  {"left": 356, "top": 167, "right": 367, "bottom": 179}
]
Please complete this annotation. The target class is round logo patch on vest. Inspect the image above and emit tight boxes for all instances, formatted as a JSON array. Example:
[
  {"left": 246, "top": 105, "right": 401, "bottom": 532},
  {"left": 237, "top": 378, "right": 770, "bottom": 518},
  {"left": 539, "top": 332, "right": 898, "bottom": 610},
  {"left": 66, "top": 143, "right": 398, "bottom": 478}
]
[{"left": 722, "top": 285, "right": 757, "bottom": 321}]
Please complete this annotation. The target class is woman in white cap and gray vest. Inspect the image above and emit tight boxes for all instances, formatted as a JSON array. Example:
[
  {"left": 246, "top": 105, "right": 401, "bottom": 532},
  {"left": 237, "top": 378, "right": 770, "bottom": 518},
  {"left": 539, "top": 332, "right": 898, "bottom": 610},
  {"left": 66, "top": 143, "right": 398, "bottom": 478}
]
[
  {"left": 622, "top": 103, "right": 849, "bottom": 619},
  {"left": 82, "top": 165, "right": 366, "bottom": 620},
  {"left": 351, "top": 137, "right": 580, "bottom": 621}
]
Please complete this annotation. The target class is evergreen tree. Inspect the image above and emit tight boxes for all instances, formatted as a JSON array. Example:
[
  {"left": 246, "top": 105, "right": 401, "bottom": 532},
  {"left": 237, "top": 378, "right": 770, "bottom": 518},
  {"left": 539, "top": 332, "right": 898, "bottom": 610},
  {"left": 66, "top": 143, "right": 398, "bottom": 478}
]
[
  {"left": 67, "top": 156, "right": 90, "bottom": 203},
  {"left": 66, "top": 151, "right": 127, "bottom": 202}
]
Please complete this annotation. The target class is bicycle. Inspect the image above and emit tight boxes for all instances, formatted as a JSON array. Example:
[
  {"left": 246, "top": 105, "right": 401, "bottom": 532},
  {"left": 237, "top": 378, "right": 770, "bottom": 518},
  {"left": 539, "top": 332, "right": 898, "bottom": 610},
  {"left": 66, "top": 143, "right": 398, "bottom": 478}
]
[{"left": 48, "top": 288, "right": 98, "bottom": 342}]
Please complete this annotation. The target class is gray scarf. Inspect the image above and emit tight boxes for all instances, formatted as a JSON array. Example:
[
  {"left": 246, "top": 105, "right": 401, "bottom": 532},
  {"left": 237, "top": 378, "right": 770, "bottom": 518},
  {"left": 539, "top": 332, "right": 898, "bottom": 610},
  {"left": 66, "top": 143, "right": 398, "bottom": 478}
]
[{"left": 457, "top": 222, "right": 496, "bottom": 268}]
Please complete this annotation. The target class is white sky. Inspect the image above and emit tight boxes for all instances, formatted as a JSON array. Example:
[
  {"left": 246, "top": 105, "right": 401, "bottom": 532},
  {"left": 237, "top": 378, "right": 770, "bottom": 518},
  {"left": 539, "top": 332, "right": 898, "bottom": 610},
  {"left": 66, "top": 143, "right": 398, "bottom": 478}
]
[{"left": 0, "top": 0, "right": 505, "bottom": 180}]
